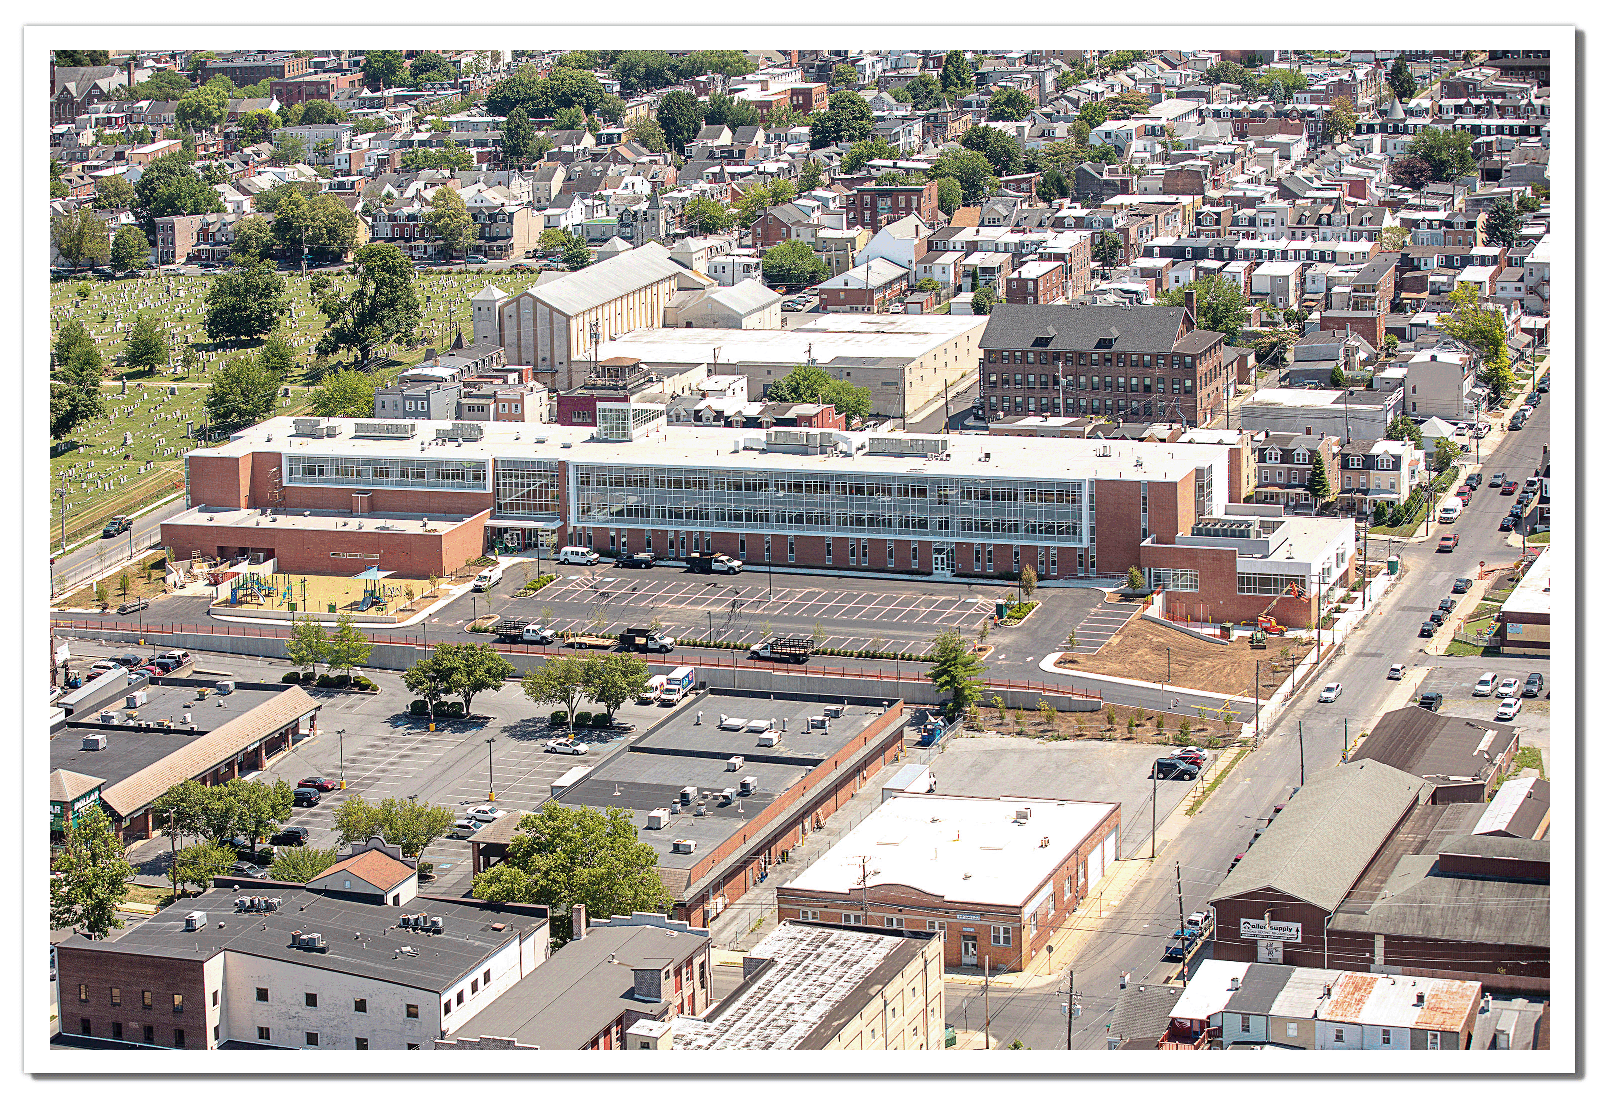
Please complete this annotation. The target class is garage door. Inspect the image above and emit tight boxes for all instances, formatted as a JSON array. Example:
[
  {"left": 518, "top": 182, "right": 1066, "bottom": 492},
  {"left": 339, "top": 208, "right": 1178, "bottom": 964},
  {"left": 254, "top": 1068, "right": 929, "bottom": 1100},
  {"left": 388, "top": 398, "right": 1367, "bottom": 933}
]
[{"left": 1087, "top": 838, "right": 1105, "bottom": 888}]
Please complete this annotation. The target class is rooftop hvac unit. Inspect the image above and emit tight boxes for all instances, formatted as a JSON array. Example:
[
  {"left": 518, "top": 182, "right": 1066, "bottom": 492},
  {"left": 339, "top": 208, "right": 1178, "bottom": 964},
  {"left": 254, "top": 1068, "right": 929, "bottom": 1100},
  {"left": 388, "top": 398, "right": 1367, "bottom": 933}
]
[
  {"left": 182, "top": 713, "right": 194, "bottom": 725},
  {"left": 726, "top": 756, "right": 745, "bottom": 772},
  {"left": 718, "top": 714, "right": 746, "bottom": 730},
  {"left": 184, "top": 911, "right": 207, "bottom": 931},
  {"left": 215, "top": 681, "right": 235, "bottom": 695},
  {"left": 646, "top": 808, "right": 671, "bottom": 830},
  {"left": 126, "top": 690, "right": 148, "bottom": 707},
  {"left": 398, "top": 913, "right": 415, "bottom": 928},
  {"left": 693, "top": 804, "right": 706, "bottom": 816},
  {"left": 672, "top": 839, "right": 698, "bottom": 854},
  {"left": 823, "top": 704, "right": 846, "bottom": 718},
  {"left": 719, "top": 788, "right": 735, "bottom": 804},
  {"left": 738, "top": 776, "right": 758, "bottom": 796},
  {"left": 747, "top": 719, "right": 774, "bottom": 734},
  {"left": 292, "top": 931, "right": 327, "bottom": 951},
  {"left": 82, "top": 734, "right": 108, "bottom": 751},
  {"left": 756, "top": 731, "right": 780, "bottom": 747},
  {"left": 1015, "top": 807, "right": 1033, "bottom": 822},
  {"left": 679, "top": 786, "right": 698, "bottom": 805},
  {"left": 426, "top": 916, "right": 444, "bottom": 933},
  {"left": 808, "top": 716, "right": 828, "bottom": 732},
  {"left": 98, "top": 711, "right": 118, "bottom": 725}
]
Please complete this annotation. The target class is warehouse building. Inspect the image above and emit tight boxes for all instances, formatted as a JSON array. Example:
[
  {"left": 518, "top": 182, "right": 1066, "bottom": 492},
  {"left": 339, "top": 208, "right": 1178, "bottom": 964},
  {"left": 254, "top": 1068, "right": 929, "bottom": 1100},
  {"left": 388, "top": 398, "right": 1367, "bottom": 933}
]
[
  {"left": 775, "top": 793, "right": 1120, "bottom": 971},
  {"left": 1496, "top": 551, "right": 1551, "bottom": 655}
]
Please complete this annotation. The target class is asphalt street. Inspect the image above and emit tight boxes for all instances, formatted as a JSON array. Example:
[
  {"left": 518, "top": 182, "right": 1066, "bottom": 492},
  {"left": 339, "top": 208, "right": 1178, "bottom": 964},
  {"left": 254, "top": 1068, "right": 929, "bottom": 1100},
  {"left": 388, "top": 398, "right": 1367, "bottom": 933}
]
[{"left": 50, "top": 497, "right": 186, "bottom": 592}]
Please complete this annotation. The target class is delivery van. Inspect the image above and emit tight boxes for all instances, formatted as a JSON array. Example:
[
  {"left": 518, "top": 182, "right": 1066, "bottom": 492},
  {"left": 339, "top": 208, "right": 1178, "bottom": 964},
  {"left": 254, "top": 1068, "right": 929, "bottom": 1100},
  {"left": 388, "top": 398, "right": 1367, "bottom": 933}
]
[
  {"left": 1437, "top": 501, "right": 1461, "bottom": 523},
  {"left": 472, "top": 565, "right": 504, "bottom": 591},
  {"left": 557, "top": 545, "right": 600, "bottom": 565},
  {"left": 660, "top": 666, "right": 696, "bottom": 705},
  {"left": 637, "top": 675, "right": 667, "bottom": 704}
]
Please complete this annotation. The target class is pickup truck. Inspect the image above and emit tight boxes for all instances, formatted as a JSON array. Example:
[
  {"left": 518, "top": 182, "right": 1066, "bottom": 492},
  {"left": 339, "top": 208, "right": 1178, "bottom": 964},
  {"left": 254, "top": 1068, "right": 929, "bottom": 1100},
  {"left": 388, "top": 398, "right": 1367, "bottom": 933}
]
[
  {"left": 749, "top": 637, "right": 813, "bottom": 663},
  {"left": 618, "top": 627, "right": 676, "bottom": 653},
  {"left": 493, "top": 619, "right": 558, "bottom": 645},
  {"left": 684, "top": 551, "right": 743, "bottom": 575},
  {"left": 1436, "top": 534, "right": 1459, "bottom": 552}
]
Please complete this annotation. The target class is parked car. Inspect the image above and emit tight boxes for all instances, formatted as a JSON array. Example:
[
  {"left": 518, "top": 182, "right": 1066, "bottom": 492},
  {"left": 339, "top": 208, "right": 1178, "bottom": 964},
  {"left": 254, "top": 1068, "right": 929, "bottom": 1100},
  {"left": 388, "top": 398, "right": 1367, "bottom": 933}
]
[
  {"left": 1452, "top": 577, "right": 1474, "bottom": 594},
  {"left": 1418, "top": 692, "right": 1444, "bottom": 711},
  {"left": 138, "top": 664, "right": 165, "bottom": 678},
  {"left": 1495, "top": 697, "right": 1523, "bottom": 721},
  {"left": 151, "top": 657, "right": 181, "bottom": 673},
  {"left": 1319, "top": 682, "right": 1343, "bottom": 702},
  {"left": 299, "top": 777, "right": 336, "bottom": 792},
  {"left": 1438, "top": 598, "right": 1457, "bottom": 613},
  {"left": 1537, "top": 376, "right": 1550, "bottom": 393},
  {"left": 448, "top": 819, "right": 484, "bottom": 840},
  {"left": 1521, "top": 673, "right": 1545, "bottom": 697},
  {"left": 1437, "top": 535, "right": 1459, "bottom": 552},
  {"left": 1387, "top": 664, "right": 1406, "bottom": 680},
  {"left": 1495, "top": 677, "right": 1521, "bottom": 699},
  {"left": 1171, "top": 747, "right": 1207, "bottom": 764},
  {"left": 1473, "top": 672, "right": 1498, "bottom": 696},
  {"left": 1149, "top": 757, "right": 1200, "bottom": 781},
  {"left": 465, "top": 805, "right": 509, "bottom": 824},
  {"left": 1508, "top": 416, "right": 1525, "bottom": 431},
  {"left": 224, "top": 839, "right": 275, "bottom": 865},
  {"left": 1510, "top": 503, "right": 1526, "bottom": 520},
  {"left": 1464, "top": 473, "right": 1482, "bottom": 489},
  {"left": 1489, "top": 472, "right": 1505, "bottom": 487},
  {"left": 117, "top": 598, "right": 151, "bottom": 615},
  {"left": 546, "top": 738, "right": 590, "bottom": 755},
  {"left": 465, "top": 256, "right": 490, "bottom": 265},
  {"left": 228, "top": 861, "right": 269, "bottom": 879},
  {"left": 1428, "top": 609, "right": 1447, "bottom": 625},
  {"left": 1500, "top": 515, "right": 1517, "bottom": 531},
  {"left": 1418, "top": 621, "right": 1436, "bottom": 637},
  {"left": 293, "top": 787, "right": 322, "bottom": 807},
  {"left": 615, "top": 552, "right": 656, "bottom": 569},
  {"left": 271, "top": 826, "right": 310, "bottom": 846},
  {"left": 110, "top": 653, "right": 145, "bottom": 668}
]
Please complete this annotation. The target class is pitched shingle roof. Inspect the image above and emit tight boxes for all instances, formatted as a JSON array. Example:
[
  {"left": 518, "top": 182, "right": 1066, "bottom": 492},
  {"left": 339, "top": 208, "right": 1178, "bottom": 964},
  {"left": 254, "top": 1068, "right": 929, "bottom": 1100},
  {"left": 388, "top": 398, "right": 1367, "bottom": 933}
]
[
  {"left": 98, "top": 686, "right": 319, "bottom": 818},
  {"left": 979, "top": 302, "right": 1206, "bottom": 353},
  {"left": 311, "top": 848, "right": 416, "bottom": 892},
  {"left": 50, "top": 769, "right": 103, "bottom": 803}
]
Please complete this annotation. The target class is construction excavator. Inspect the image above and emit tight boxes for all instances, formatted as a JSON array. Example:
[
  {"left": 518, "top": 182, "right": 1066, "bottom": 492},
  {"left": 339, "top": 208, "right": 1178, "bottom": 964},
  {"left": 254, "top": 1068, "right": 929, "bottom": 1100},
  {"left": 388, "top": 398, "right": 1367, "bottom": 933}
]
[{"left": 1250, "top": 582, "right": 1309, "bottom": 647}]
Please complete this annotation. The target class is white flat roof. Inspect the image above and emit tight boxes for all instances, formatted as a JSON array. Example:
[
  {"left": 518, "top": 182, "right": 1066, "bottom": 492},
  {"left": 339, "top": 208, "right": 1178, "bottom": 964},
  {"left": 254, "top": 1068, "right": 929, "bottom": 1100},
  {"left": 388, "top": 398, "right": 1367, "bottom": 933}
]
[
  {"left": 596, "top": 313, "right": 987, "bottom": 367},
  {"left": 1501, "top": 551, "right": 1552, "bottom": 618},
  {"left": 206, "top": 417, "right": 1234, "bottom": 485},
  {"left": 164, "top": 506, "right": 475, "bottom": 533},
  {"left": 1170, "top": 959, "right": 1251, "bottom": 1022},
  {"left": 784, "top": 793, "right": 1117, "bottom": 908}
]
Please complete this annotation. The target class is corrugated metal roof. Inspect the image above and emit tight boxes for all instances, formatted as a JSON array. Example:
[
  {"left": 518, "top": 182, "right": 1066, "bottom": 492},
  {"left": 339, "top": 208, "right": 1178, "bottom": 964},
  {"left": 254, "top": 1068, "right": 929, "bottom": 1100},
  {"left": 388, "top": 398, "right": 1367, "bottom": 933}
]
[
  {"left": 1208, "top": 760, "right": 1424, "bottom": 912},
  {"left": 521, "top": 241, "right": 681, "bottom": 316},
  {"left": 99, "top": 687, "right": 318, "bottom": 818}
]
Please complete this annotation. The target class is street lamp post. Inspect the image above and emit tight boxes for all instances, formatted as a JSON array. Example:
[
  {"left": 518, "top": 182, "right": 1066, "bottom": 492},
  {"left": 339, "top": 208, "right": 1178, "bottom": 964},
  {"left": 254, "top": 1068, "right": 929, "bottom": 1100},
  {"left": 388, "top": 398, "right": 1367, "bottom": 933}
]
[
  {"left": 338, "top": 728, "right": 346, "bottom": 789},
  {"left": 487, "top": 737, "right": 497, "bottom": 802}
]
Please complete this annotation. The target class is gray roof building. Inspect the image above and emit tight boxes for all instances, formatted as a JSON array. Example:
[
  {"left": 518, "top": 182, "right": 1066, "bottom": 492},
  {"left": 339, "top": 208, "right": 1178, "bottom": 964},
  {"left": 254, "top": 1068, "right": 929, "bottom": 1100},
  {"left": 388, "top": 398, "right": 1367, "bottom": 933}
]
[{"left": 1351, "top": 707, "right": 1520, "bottom": 799}]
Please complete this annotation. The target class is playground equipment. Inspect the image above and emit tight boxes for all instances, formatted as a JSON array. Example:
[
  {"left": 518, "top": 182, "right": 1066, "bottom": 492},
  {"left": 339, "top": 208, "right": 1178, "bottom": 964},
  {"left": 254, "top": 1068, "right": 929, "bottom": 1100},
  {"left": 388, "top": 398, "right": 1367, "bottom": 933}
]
[{"left": 228, "top": 574, "right": 278, "bottom": 606}]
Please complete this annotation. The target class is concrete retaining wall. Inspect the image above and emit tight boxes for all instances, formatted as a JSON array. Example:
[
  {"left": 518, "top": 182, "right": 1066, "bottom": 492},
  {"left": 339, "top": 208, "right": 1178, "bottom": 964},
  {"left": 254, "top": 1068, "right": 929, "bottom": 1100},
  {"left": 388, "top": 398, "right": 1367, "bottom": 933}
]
[{"left": 1139, "top": 611, "right": 1230, "bottom": 645}]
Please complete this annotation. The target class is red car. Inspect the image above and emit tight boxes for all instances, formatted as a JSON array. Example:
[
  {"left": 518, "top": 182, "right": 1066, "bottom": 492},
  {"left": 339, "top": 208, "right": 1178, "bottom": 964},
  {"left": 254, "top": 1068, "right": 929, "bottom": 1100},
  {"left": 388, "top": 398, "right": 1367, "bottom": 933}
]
[
  {"left": 1437, "top": 535, "right": 1459, "bottom": 552},
  {"left": 298, "top": 777, "right": 336, "bottom": 792}
]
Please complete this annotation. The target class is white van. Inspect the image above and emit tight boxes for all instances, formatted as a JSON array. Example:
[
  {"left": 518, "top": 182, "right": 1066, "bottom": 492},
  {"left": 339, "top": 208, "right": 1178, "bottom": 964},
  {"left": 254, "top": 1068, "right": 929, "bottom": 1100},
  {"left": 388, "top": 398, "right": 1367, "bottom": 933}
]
[
  {"left": 1437, "top": 501, "right": 1461, "bottom": 523},
  {"left": 637, "top": 675, "right": 667, "bottom": 704},
  {"left": 472, "top": 565, "right": 504, "bottom": 591},
  {"left": 557, "top": 545, "right": 600, "bottom": 565}
]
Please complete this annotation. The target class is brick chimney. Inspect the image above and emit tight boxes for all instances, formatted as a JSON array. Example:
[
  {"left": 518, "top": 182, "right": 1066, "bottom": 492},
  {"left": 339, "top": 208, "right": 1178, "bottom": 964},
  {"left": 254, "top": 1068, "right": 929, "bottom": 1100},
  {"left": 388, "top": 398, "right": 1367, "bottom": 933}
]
[
  {"left": 1184, "top": 288, "right": 1197, "bottom": 316},
  {"left": 570, "top": 902, "right": 586, "bottom": 940}
]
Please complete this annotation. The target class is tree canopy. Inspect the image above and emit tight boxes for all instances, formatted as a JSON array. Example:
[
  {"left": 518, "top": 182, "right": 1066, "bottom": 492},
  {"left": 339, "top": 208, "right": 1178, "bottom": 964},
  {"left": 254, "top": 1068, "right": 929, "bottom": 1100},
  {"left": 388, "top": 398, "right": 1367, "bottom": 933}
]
[
  {"left": 1387, "top": 57, "right": 1418, "bottom": 103},
  {"left": 759, "top": 240, "right": 828, "bottom": 289},
  {"left": 204, "top": 354, "right": 282, "bottom": 430},
  {"left": 315, "top": 242, "right": 421, "bottom": 367},
  {"left": 204, "top": 260, "right": 289, "bottom": 343},
  {"left": 50, "top": 806, "right": 133, "bottom": 938},
  {"left": 809, "top": 90, "right": 876, "bottom": 149},
  {"left": 332, "top": 795, "right": 455, "bottom": 863},
  {"left": 402, "top": 643, "right": 516, "bottom": 717},
  {"left": 1156, "top": 275, "right": 1250, "bottom": 343},
  {"left": 959, "top": 125, "right": 1025, "bottom": 177},
  {"left": 656, "top": 90, "right": 705, "bottom": 155},
  {"left": 310, "top": 369, "right": 377, "bottom": 418},
  {"left": 930, "top": 147, "right": 997, "bottom": 203},
  {"left": 940, "top": 50, "right": 974, "bottom": 95},
  {"left": 52, "top": 208, "right": 110, "bottom": 269},
  {"left": 766, "top": 364, "right": 873, "bottom": 422},
  {"left": 422, "top": 185, "right": 479, "bottom": 258},
  {"left": 133, "top": 151, "right": 224, "bottom": 229},
  {"left": 1407, "top": 127, "right": 1478, "bottom": 183},
  {"left": 928, "top": 627, "right": 985, "bottom": 717}
]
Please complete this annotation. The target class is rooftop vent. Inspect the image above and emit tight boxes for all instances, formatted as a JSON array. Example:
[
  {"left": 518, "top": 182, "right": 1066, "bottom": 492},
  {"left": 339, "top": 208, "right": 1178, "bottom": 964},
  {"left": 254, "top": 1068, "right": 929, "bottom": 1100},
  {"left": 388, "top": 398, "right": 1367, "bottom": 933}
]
[
  {"left": 184, "top": 911, "right": 207, "bottom": 931},
  {"left": 672, "top": 838, "right": 698, "bottom": 854}
]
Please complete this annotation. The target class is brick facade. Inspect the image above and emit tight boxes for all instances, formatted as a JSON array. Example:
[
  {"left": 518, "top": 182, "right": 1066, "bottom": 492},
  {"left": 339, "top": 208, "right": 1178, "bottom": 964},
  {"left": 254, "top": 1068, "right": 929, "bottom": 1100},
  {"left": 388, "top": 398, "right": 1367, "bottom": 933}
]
[{"left": 57, "top": 948, "right": 211, "bottom": 1048}]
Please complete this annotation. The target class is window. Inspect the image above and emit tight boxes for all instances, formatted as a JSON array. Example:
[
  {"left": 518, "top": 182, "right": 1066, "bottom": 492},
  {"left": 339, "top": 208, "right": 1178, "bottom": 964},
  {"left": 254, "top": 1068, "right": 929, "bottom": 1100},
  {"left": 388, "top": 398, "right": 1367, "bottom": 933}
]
[
  {"left": 110, "top": 987, "right": 120, "bottom": 1006},
  {"left": 356, "top": 1037, "right": 369, "bottom": 1050},
  {"left": 143, "top": 1025, "right": 155, "bottom": 1045},
  {"left": 111, "top": 1022, "right": 123, "bottom": 1039},
  {"left": 1334, "top": 1027, "right": 1345, "bottom": 1043},
  {"left": 78, "top": 985, "right": 88, "bottom": 1003},
  {"left": 172, "top": 994, "right": 183, "bottom": 1013},
  {"left": 1427, "top": 1031, "right": 1441, "bottom": 1050},
  {"left": 305, "top": 993, "right": 318, "bottom": 1008},
  {"left": 406, "top": 1004, "right": 419, "bottom": 1019},
  {"left": 1286, "top": 1021, "right": 1298, "bottom": 1038},
  {"left": 142, "top": 990, "right": 153, "bottom": 1009},
  {"left": 471, "top": 979, "right": 480, "bottom": 995},
  {"left": 456, "top": 990, "right": 465, "bottom": 1006},
  {"left": 1240, "top": 1015, "right": 1252, "bottom": 1033},
  {"left": 991, "top": 926, "right": 1013, "bottom": 947},
  {"left": 173, "top": 1028, "right": 185, "bottom": 1048},
  {"left": 825, "top": 538, "right": 832, "bottom": 565},
  {"left": 211, "top": 990, "right": 218, "bottom": 1007},
  {"left": 484, "top": 969, "right": 491, "bottom": 986},
  {"left": 884, "top": 916, "right": 906, "bottom": 929},
  {"left": 258, "top": 1026, "right": 271, "bottom": 1042},
  {"left": 788, "top": 536, "right": 795, "bottom": 563},
  {"left": 306, "top": 1032, "right": 319, "bottom": 1047},
  {"left": 256, "top": 988, "right": 269, "bottom": 1002},
  {"left": 79, "top": 1019, "right": 91, "bottom": 1036},
  {"left": 797, "top": 908, "right": 819, "bottom": 921},
  {"left": 354, "top": 998, "right": 367, "bottom": 1013},
  {"left": 1381, "top": 1028, "right": 1392, "bottom": 1045}
]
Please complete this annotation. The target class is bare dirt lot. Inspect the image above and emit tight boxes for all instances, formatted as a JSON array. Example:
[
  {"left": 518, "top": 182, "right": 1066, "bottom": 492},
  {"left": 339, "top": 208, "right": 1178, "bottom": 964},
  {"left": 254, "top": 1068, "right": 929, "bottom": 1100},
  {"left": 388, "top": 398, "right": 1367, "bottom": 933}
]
[
  {"left": 968, "top": 701, "right": 1244, "bottom": 750},
  {"left": 1053, "top": 617, "right": 1314, "bottom": 698}
]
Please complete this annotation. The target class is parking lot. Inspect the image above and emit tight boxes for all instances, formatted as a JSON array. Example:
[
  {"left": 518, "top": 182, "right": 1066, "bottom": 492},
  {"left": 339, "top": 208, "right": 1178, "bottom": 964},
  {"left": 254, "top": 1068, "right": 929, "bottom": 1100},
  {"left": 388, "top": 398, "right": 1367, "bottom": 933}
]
[
  {"left": 1061, "top": 598, "right": 1144, "bottom": 655},
  {"left": 1414, "top": 661, "right": 1551, "bottom": 755},
  {"left": 924, "top": 734, "right": 1218, "bottom": 860},
  {"left": 524, "top": 569, "right": 997, "bottom": 654}
]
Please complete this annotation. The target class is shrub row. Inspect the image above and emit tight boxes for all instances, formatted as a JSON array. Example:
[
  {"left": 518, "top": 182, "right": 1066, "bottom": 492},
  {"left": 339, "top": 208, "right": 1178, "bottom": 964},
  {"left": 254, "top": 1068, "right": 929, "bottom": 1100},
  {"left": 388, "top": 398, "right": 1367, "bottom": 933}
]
[
  {"left": 408, "top": 699, "right": 467, "bottom": 718},
  {"left": 282, "top": 671, "right": 376, "bottom": 691}
]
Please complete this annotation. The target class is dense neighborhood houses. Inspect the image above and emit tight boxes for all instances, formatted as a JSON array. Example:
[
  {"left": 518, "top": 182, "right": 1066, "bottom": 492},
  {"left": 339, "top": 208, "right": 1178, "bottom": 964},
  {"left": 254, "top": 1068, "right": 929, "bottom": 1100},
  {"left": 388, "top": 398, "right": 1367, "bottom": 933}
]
[{"left": 43, "top": 42, "right": 1560, "bottom": 1064}]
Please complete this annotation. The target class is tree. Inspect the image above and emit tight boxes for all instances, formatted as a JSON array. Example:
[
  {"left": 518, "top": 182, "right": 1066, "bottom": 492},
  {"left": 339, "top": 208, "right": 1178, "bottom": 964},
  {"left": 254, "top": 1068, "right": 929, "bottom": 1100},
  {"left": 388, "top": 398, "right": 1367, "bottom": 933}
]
[
  {"left": 333, "top": 795, "right": 455, "bottom": 864},
  {"left": 403, "top": 656, "right": 452, "bottom": 720},
  {"left": 172, "top": 841, "right": 235, "bottom": 895},
  {"left": 470, "top": 863, "right": 534, "bottom": 904},
  {"left": 523, "top": 653, "right": 588, "bottom": 716},
  {"left": 1156, "top": 275, "right": 1249, "bottom": 343},
  {"left": 205, "top": 354, "right": 281, "bottom": 429},
  {"left": 940, "top": 50, "right": 974, "bottom": 95},
  {"left": 1429, "top": 438, "right": 1462, "bottom": 474},
  {"left": 562, "top": 236, "right": 593, "bottom": 271},
  {"left": 224, "top": 778, "right": 294, "bottom": 851},
  {"left": 766, "top": 364, "right": 873, "bottom": 421},
  {"left": 422, "top": 185, "right": 479, "bottom": 259},
  {"left": 1377, "top": 224, "right": 1411, "bottom": 252},
  {"left": 1036, "top": 167, "right": 1071, "bottom": 203},
  {"left": 916, "top": 277, "right": 942, "bottom": 293},
  {"left": 1329, "top": 362, "right": 1347, "bottom": 390},
  {"left": 362, "top": 50, "right": 406, "bottom": 90},
  {"left": 1387, "top": 413, "right": 1424, "bottom": 448},
  {"left": 267, "top": 846, "right": 339, "bottom": 883},
  {"left": 1019, "top": 565, "right": 1037, "bottom": 600},
  {"left": 51, "top": 337, "right": 106, "bottom": 439},
  {"left": 1253, "top": 328, "right": 1297, "bottom": 368},
  {"left": 1203, "top": 60, "right": 1256, "bottom": 89},
  {"left": 473, "top": 804, "right": 672, "bottom": 940},
  {"left": 1440, "top": 284, "right": 1509, "bottom": 367},
  {"left": 286, "top": 614, "right": 331, "bottom": 677},
  {"left": 656, "top": 90, "right": 705, "bottom": 155},
  {"left": 205, "top": 260, "right": 289, "bottom": 342},
  {"left": 151, "top": 780, "right": 212, "bottom": 896},
  {"left": 409, "top": 51, "right": 456, "bottom": 86},
  {"left": 1389, "top": 155, "right": 1433, "bottom": 191},
  {"left": 1102, "top": 91, "right": 1152, "bottom": 120},
  {"left": 175, "top": 84, "right": 228, "bottom": 130},
  {"left": 1084, "top": 231, "right": 1120, "bottom": 268},
  {"left": 702, "top": 92, "right": 759, "bottom": 130},
  {"left": 682, "top": 195, "right": 732, "bottom": 235},
  {"left": 326, "top": 613, "right": 374, "bottom": 679},
  {"left": 934, "top": 175, "right": 964, "bottom": 216},
  {"left": 228, "top": 214, "right": 275, "bottom": 263},
  {"left": 502, "top": 106, "right": 539, "bottom": 168},
  {"left": 1484, "top": 199, "right": 1523, "bottom": 249},
  {"left": 1127, "top": 566, "right": 1146, "bottom": 591},
  {"left": 1079, "top": 100, "right": 1110, "bottom": 129},
  {"left": 400, "top": 142, "right": 474, "bottom": 172},
  {"left": 133, "top": 151, "right": 224, "bottom": 229},
  {"left": 841, "top": 136, "right": 893, "bottom": 174},
  {"left": 1387, "top": 57, "right": 1417, "bottom": 103},
  {"left": 809, "top": 90, "right": 875, "bottom": 149},
  {"left": 1327, "top": 96, "right": 1357, "bottom": 143},
  {"left": 928, "top": 627, "right": 985, "bottom": 717},
  {"left": 122, "top": 313, "right": 166, "bottom": 374},
  {"left": 428, "top": 642, "right": 517, "bottom": 717},
  {"left": 1308, "top": 452, "right": 1333, "bottom": 502},
  {"left": 960, "top": 125, "right": 1025, "bottom": 177},
  {"left": 55, "top": 49, "right": 112, "bottom": 66},
  {"left": 50, "top": 806, "right": 134, "bottom": 938},
  {"left": 237, "top": 108, "right": 278, "bottom": 147},
  {"left": 829, "top": 62, "right": 859, "bottom": 88},
  {"left": 92, "top": 173, "right": 136, "bottom": 211},
  {"left": 970, "top": 286, "right": 998, "bottom": 315},
  {"left": 625, "top": 117, "right": 668, "bottom": 155},
  {"left": 269, "top": 134, "right": 307, "bottom": 167},
  {"left": 987, "top": 86, "right": 1033, "bottom": 122},
  {"left": 52, "top": 208, "right": 110, "bottom": 269},
  {"left": 582, "top": 653, "right": 650, "bottom": 723},
  {"left": 1408, "top": 127, "right": 1478, "bottom": 182},
  {"left": 538, "top": 227, "right": 577, "bottom": 252},
  {"left": 930, "top": 147, "right": 997, "bottom": 201},
  {"left": 1516, "top": 192, "right": 1542, "bottom": 215},
  {"left": 551, "top": 105, "right": 586, "bottom": 131},
  {"left": 1480, "top": 358, "right": 1518, "bottom": 406},
  {"left": 108, "top": 224, "right": 150, "bottom": 273},
  {"left": 310, "top": 369, "right": 377, "bottom": 417},
  {"left": 316, "top": 242, "right": 421, "bottom": 367},
  {"left": 1383, "top": 333, "right": 1400, "bottom": 357},
  {"left": 760, "top": 240, "right": 828, "bottom": 289}
]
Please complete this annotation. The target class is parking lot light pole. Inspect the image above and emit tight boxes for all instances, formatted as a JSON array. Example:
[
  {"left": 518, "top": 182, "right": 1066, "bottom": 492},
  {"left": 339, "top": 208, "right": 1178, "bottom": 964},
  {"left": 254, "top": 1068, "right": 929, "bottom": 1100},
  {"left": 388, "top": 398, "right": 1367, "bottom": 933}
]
[
  {"left": 337, "top": 729, "right": 346, "bottom": 789},
  {"left": 487, "top": 737, "right": 497, "bottom": 802}
]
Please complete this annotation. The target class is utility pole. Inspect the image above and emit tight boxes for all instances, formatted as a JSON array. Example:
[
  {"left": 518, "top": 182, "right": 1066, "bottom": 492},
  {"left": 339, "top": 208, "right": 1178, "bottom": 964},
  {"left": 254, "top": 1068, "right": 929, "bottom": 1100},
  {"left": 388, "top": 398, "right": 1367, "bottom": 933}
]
[
  {"left": 1066, "top": 969, "right": 1076, "bottom": 1049},
  {"left": 1150, "top": 765, "right": 1158, "bottom": 860},
  {"left": 943, "top": 378, "right": 950, "bottom": 434},
  {"left": 1254, "top": 661, "right": 1261, "bottom": 748},
  {"left": 984, "top": 956, "right": 991, "bottom": 1049},
  {"left": 1176, "top": 862, "right": 1189, "bottom": 985},
  {"left": 1343, "top": 717, "right": 1349, "bottom": 762},
  {"left": 337, "top": 728, "right": 346, "bottom": 789},
  {"left": 1298, "top": 720, "right": 1305, "bottom": 786}
]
